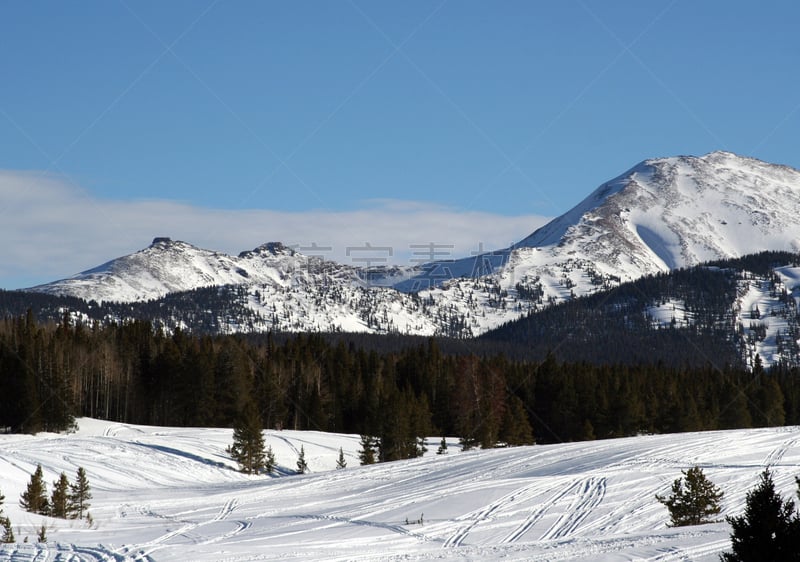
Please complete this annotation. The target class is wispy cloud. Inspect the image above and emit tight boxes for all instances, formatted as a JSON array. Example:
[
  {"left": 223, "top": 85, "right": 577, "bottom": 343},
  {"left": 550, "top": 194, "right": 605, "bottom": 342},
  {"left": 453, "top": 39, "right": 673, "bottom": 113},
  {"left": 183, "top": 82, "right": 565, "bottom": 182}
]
[{"left": 0, "top": 171, "right": 551, "bottom": 289}]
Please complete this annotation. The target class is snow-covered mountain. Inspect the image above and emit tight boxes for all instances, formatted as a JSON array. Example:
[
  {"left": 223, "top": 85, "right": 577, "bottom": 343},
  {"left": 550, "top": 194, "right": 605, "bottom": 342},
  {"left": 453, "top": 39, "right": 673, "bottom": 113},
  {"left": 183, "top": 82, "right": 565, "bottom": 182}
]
[
  {"left": 387, "top": 150, "right": 800, "bottom": 298},
  {"left": 25, "top": 151, "right": 800, "bottom": 338},
  {"left": 517, "top": 150, "right": 800, "bottom": 275},
  {"left": 28, "top": 238, "right": 362, "bottom": 303}
]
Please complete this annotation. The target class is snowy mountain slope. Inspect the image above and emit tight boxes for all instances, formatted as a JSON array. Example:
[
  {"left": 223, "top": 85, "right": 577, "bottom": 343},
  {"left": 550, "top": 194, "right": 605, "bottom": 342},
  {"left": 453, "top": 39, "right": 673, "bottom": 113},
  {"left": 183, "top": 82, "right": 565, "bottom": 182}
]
[
  {"left": 412, "top": 151, "right": 800, "bottom": 313},
  {"left": 1, "top": 419, "right": 800, "bottom": 561},
  {"left": 532, "top": 151, "right": 800, "bottom": 270},
  {"left": 374, "top": 151, "right": 800, "bottom": 287},
  {"left": 734, "top": 264, "right": 800, "bottom": 368},
  {"left": 23, "top": 152, "right": 800, "bottom": 339},
  {"left": 27, "top": 238, "right": 364, "bottom": 304}
]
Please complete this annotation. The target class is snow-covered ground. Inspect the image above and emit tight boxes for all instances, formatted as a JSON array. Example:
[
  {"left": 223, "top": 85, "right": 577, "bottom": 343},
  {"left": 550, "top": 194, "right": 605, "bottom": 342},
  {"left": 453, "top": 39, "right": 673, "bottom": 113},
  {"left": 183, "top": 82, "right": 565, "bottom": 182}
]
[
  {"left": 1, "top": 420, "right": 799, "bottom": 561},
  {"left": 646, "top": 298, "right": 692, "bottom": 329}
]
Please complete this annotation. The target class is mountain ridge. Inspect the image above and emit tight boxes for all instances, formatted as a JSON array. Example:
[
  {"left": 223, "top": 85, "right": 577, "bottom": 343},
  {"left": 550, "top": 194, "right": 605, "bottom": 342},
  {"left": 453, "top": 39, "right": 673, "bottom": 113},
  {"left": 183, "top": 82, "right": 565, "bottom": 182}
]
[
  {"left": 23, "top": 151, "right": 800, "bottom": 343},
  {"left": 8, "top": 249, "right": 800, "bottom": 369}
]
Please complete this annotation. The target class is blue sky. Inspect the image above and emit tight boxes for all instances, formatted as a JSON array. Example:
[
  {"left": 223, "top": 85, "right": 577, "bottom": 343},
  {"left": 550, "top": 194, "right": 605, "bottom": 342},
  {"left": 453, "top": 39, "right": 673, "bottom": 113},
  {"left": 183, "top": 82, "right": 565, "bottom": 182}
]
[{"left": 1, "top": 1, "right": 799, "bottom": 288}]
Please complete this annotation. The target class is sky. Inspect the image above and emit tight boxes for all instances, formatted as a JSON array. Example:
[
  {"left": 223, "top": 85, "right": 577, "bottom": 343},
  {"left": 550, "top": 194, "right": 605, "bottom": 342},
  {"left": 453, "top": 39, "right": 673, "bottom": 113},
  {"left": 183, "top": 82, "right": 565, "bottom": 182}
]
[{"left": 1, "top": 1, "right": 799, "bottom": 289}]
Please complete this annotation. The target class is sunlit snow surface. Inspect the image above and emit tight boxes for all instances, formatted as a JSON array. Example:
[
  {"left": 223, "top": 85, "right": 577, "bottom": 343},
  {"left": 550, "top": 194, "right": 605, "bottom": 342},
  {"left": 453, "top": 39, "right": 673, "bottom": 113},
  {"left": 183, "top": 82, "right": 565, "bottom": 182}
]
[{"left": 1, "top": 419, "right": 800, "bottom": 561}]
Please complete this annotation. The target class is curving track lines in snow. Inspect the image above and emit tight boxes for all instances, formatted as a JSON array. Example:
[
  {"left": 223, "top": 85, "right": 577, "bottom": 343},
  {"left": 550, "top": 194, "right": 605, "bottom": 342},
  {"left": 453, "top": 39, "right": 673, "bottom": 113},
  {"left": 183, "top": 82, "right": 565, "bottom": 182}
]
[
  {"left": 212, "top": 497, "right": 238, "bottom": 522},
  {"left": 645, "top": 538, "right": 730, "bottom": 561},
  {"left": 0, "top": 544, "right": 48, "bottom": 562},
  {"left": 443, "top": 482, "right": 544, "bottom": 548},
  {"left": 579, "top": 480, "right": 661, "bottom": 537},
  {"left": 103, "top": 424, "right": 145, "bottom": 438},
  {"left": 292, "top": 513, "right": 430, "bottom": 543},
  {"left": 118, "top": 497, "right": 245, "bottom": 557},
  {"left": 619, "top": 434, "right": 724, "bottom": 472},
  {"left": 538, "top": 477, "right": 607, "bottom": 541},
  {"left": 271, "top": 434, "right": 300, "bottom": 457},
  {"left": 500, "top": 504, "right": 557, "bottom": 544},
  {"left": 72, "top": 545, "right": 145, "bottom": 562},
  {"left": 763, "top": 436, "right": 799, "bottom": 468},
  {"left": 499, "top": 478, "right": 583, "bottom": 544},
  {"left": 199, "top": 497, "right": 254, "bottom": 545},
  {"left": 20, "top": 542, "right": 158, "bottom": 562}
]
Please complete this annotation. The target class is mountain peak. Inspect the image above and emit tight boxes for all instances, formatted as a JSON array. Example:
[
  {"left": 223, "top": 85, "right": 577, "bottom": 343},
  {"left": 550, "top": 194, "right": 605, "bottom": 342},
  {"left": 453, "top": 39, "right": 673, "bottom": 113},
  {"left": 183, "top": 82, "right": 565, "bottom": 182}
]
[{"left": 238, "top": 242, "right": 297, "bottom": 259}]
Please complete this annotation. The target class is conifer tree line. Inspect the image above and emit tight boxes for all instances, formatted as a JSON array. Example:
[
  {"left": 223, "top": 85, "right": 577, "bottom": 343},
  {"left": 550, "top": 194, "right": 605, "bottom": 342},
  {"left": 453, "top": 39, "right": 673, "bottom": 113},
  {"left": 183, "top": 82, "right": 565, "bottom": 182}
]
[
  {"left": 0, "top": 465, "right": 90, "bottom": 544},
  {"left": 2, "top": 312, "right": 800, "bottom": 451}
]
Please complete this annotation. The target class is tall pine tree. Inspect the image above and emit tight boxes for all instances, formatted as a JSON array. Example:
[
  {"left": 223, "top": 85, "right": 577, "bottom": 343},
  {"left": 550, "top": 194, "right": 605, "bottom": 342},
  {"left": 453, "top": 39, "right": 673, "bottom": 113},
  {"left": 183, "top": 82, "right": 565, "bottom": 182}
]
[
  {"left": 50, "top": 472, "right": 70, "bottom": 518},
  {"left": 358, "top": 435, "right": 377, "bottom": 465},
  {"left": 0, "top": 487, "right": 10, "bottom": 544},
  {"left": 20, "top": 464, "right": 49, "bottom": 515},
  {"left": 721, "top": 469, "right": 800, "bottom": 562},
  {"left": 68, "top": 467, "right": 91, "bottom": 520},
  {"left": 0, "top": 516, "right": 12, "bottom": 544},
  {"left": 229, "top": 401, "right": 266, "bottom": 475}
]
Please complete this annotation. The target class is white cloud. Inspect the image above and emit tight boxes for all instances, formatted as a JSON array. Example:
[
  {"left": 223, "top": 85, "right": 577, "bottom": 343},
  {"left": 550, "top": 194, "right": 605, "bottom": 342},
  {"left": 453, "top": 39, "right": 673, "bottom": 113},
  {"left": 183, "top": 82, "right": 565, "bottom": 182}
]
[{"left": 0, "top": 171, "right": 551, "bottom": 289}]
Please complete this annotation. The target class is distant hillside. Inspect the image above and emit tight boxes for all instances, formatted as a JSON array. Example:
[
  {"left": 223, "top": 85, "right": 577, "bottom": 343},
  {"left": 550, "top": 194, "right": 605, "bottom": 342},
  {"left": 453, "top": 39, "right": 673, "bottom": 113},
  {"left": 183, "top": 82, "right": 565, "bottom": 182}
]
[{"left": 480, "top": 251, "right": 800, "bottom": 368}]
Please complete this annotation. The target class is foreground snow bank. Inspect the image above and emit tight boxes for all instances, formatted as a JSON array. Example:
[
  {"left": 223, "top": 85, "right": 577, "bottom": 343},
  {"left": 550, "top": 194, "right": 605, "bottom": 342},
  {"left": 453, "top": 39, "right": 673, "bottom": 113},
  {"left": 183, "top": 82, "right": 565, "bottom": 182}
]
[{"left": 1, "top": 419, "right": 799, "bottom": 561}]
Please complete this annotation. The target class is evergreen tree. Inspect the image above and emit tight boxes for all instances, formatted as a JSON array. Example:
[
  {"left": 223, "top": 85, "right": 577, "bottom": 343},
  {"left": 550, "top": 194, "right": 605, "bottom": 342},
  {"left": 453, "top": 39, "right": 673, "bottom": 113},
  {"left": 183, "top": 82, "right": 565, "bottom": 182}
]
[
  {"left": 358, "top": 435, "right": 377, "bottom": 465},
  {"left": 0, "top": 517, "right": 13, "bottom": 543},
  {"left": 229, "top": 402, "right": 266, "bottom": 475},
  {"left": 336, "top": 447, "right": 347, "bottom": 469},
  {"left": 68, "top": 467, "right": 92, "bottom": 520},
  {"left": 458, "top": 434, "right": 478, "bottom": 452},
  {"left": 753, "top": 377, "right": 786, "bottom": 427},
  {"left": 296, "top": 445, "right": 308, "bottom": 474},
  {"left": 719, "top": 384, "right": 753, "bottom": 429},
  {"left": 580, "top": 419, "right": 596, "bottom": 441},
  {"left": 36, "top": 523, "right": 46, "bottom": 543},
  {"left": 20, "top": 464, "right": 49, "bottom": 515},
  {"left": 50, "top": 472, "right": 70, "bottom": 518},
  {"left": 0, "top": 488, "right": 10, "bottom": 544},
  {"left": 264, "top": 445, "right": 276, "bottom": 475},
  {"left": 500, "top": 395, "right": 534, "bottom": 446},
  {"left": 436, "top": 436, "right": 448, "bottom": 455},
  {"left": 655, "top": 466, "right": 723, "bottom": 526},
  {"left": 377, "top": 386, "right": 430, "bottom": 461},
  {"left": 721, "top": 469, "right": 800, "bottom": 562}
]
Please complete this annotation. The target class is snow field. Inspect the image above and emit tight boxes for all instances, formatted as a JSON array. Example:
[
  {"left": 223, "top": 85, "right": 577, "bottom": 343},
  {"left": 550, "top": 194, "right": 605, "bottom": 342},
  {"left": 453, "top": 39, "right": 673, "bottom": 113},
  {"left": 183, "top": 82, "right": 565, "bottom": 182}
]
[{"left": 1, "top": 420, "right": 800, "bottom": 560}]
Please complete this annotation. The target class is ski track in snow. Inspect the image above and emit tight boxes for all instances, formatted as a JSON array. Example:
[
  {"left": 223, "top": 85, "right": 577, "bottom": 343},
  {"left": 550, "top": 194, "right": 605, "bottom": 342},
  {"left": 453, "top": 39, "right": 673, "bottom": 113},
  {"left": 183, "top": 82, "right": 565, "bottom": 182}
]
[
  {"left": 499, "top": 480, "right": 576, "bottom": 544},
  {"left": 763, "top": 435, "right": 799, "bottom": 468},
  {"left": 0, "top": 543, "right": 155, "bottom": 562},
  {"left": 537, "top": 477, "right": 607, "bottom": 542},
  {"left": 645, "top": 538, "right": 731, "bottom": 562},
  {"left": 270, "top": 433, "right": 300, "bottom": 457}
]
